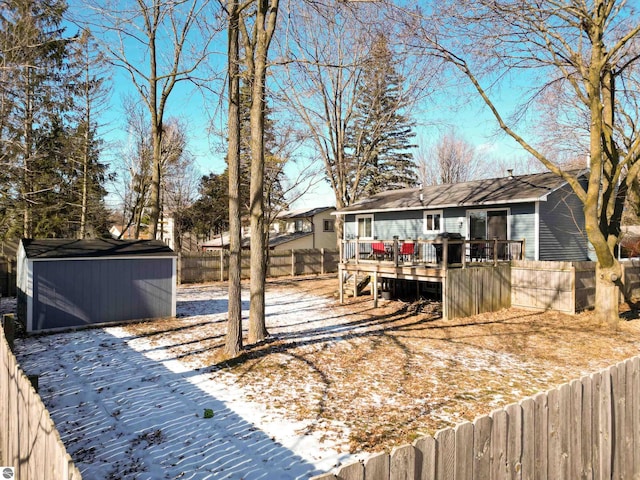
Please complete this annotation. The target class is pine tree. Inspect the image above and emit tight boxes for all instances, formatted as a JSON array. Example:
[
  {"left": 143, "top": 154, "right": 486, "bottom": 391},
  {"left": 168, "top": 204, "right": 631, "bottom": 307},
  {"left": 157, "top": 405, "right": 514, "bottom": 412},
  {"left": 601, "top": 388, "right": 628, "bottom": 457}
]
[
  {"left": 348, "top": 33, "right": 417, "bottom": 198},
  {"left": 0, "top": 0, "right": 75, "bottom": 238}
]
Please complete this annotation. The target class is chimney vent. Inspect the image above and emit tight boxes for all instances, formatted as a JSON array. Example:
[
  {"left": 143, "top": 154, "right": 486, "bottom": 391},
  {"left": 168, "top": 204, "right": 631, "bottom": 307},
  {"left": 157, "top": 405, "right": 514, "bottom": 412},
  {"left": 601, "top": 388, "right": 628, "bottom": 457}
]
[{"left": 507, "top": 169, "right": 513, "bottom": 178}]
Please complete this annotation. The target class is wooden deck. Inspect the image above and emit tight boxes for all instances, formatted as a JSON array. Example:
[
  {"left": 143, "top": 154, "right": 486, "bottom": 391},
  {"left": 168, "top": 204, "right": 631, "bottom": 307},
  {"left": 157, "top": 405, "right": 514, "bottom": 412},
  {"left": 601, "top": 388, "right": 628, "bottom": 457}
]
[{"left": 338, "top": 238, "right": 523, "bottom": 317}]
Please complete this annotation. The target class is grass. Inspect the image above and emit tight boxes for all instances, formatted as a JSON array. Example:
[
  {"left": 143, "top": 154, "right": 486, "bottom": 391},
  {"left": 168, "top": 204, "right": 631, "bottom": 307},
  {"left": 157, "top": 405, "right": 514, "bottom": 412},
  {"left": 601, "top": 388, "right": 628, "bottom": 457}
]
[{"left": 121, "top": 275, "right": 640, "bottom": 454}]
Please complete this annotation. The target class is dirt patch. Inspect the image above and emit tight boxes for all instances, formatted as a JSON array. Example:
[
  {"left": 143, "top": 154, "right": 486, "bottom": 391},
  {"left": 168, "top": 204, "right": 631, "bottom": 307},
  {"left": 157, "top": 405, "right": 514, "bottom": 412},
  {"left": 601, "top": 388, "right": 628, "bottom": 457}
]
[{"left": 122, "top": 274, "right": 640, "bottom": 455}]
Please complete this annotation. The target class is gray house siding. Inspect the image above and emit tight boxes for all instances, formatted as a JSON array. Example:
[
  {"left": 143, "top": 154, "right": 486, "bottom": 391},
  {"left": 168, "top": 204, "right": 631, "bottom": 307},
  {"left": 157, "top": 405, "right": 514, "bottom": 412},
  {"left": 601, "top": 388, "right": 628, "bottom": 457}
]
[
  {"left": 539, "top": 184, "right": 591, "bottom": 261},
  {"left": 510, "top": 203, "right": 536, "bottom": 260},
  {"left": 30, "top": 257, "right": 175, "bottom": 331}
]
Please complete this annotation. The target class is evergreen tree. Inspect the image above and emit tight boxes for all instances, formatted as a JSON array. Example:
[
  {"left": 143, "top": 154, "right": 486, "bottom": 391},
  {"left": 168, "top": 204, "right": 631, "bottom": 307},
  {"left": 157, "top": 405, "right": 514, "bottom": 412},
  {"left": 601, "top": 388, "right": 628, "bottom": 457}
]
[
  {"left": 238, "top": 80, "right": 287, "bottom": 220},
  {"left": 0, "top": 0, "right": 71, "bottom": 238},
  {"left": 348, "top": 33, "right": 417, "bottom": 198}
]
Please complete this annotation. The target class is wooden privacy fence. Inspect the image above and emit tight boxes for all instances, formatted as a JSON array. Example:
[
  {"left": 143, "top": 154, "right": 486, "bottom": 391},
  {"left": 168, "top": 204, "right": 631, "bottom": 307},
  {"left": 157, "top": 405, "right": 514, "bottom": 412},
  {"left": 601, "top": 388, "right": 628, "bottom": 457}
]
[
  {"left": 0, "top": 256, "right": 16, "bottom": 297},
  {"left": 511, "top": 259, "right": 640, "bottom": 314},
  {"left": 179, "top": 248, "right": 339, "bottom": 283},
  {"left": 312, "top": 355, "right": 640, "bottom": 480},
  {"left": 0, "top": 315, "right": 82, "bottom": 480},
  {"left": 444, "top": 264, "right": 511, "bottom": 320}
]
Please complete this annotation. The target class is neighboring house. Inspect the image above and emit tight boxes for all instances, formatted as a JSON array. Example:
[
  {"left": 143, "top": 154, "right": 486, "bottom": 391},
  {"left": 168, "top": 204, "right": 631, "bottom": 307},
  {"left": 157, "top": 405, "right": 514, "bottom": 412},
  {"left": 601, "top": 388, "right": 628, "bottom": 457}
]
[
  {"left": 267, "top": 207, "right": 337, "bottom": 250},
  {"left": 110, "top": 216, "right": 175, "bottom": 250},
  {"left": 335, "top": 170, "right": 593, "bottom": 262},
  {"left": 17, "top": 238, "right": 177, "bottom": 333},
  {"left": 201, "top": 232, "right": 232, "bottom": 251},
  {"left": 201, "top": 207, "right": 337, "bottom": 252}
]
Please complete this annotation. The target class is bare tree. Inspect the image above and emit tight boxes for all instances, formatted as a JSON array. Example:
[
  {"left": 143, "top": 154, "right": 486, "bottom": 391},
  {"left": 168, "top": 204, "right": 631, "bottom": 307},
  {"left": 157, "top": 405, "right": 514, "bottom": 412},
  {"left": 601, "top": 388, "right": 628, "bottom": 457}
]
[
  {"left": 417, "top": 129, "right": 480, "bottom": 185},
  {"left": 222, "top": 0, "right": 243, "bottom": 357},
  {"left": 79, "top": 0, "right": 216, "bottom": 239},
  {"left": 276, "top": 2, "right": 430, "bottom": 243},
  {"left": 239, "top": 0, "right": 279, "bottom": 344},
  {"left": 410, "top": 0, "right": 640, "bottom": 326}
]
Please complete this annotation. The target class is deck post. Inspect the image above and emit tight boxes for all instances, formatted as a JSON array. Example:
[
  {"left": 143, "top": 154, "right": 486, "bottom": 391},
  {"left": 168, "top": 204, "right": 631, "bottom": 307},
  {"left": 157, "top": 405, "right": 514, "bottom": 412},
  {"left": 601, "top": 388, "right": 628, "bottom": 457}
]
[
  {"left": 521, "top": 239, "right": 526, "bottom": 260},
  {"left": 443, "top": 238, "right": 449, "bottom": 270},
  {"left": 462, "top": 240, "right": 467, "bottom": 268},
  {"left": 393, "top": 236, "right": 399, "bottom": 267},
  {"left": 353, "top": 270, "right": 358, "bottom": 298},
  {"left": 493, "top": 238, "right": 498, "bottom": 266},
  {"left": 373, "top": 270, "right": 378, "bottom": 308},
  {"left": 339, "top": 265, "right": 344, "bottom": 304},
  {"left": 355, "top": 237, "right": 360, "bottom": 265}
]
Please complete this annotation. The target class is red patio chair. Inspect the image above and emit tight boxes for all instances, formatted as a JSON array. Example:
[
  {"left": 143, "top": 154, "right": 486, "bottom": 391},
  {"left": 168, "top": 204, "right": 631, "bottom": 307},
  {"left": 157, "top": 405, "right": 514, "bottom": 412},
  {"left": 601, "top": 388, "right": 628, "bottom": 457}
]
[
  {"left": 400, "top": 242, "right": 415, "bottom": 262},
  {"left": 371, "top": 242, "right": 387, "bottom": 259}
]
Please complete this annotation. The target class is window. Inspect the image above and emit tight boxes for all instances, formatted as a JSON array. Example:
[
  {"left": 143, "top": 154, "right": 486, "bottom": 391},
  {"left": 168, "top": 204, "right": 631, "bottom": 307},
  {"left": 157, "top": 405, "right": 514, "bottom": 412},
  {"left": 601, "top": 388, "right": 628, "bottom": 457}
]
[
  {"left": 294, "top": 219, "right": 304, "bottom": 232},
  {"left": 356, "top": 215, "right": 373, "bottom": 239},
  {"left": 423, "top": 210, "right": 443, "bottom": 234},
  {"left": 323, "top": 219, "right": 335, "bottom": 232}
]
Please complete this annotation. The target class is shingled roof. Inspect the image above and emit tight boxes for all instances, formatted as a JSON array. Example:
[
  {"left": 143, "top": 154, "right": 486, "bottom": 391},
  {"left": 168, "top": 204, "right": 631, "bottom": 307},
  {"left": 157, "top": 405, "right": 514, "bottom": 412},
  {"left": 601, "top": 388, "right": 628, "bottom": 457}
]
[
  {"left": 21, "top": 238, "right": 175, "bottom": 259},
  {"left": 335, "top": 170, "right": 586, "bottom": 215}
]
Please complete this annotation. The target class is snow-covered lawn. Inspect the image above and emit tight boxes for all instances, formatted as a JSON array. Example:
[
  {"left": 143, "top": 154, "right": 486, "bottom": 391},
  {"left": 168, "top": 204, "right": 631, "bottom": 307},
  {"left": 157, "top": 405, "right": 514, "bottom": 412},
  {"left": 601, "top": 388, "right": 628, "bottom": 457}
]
[
  {"left": 13, "top": 281, "right": 360, "bottom": 479},
  {"left": 10, "top": 275, "right": 640, "bottom": 479}
]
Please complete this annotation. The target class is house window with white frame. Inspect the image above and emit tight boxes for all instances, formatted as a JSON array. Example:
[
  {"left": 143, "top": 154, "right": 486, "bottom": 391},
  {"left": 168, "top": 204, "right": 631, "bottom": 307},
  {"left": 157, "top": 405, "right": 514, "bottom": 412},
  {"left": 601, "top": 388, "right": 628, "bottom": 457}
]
[
  {"left": 423, "top": 210, "right": 443, "bottom": 234},
  {"left": 356, "top": 215, "right": 373, "bottom": 239}
]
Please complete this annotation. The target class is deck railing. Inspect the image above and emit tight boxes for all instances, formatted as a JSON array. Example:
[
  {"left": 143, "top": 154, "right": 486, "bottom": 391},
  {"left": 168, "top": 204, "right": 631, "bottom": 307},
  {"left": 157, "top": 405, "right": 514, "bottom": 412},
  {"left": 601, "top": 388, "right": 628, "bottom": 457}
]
[{"left": 340, "top": 238, "right": 525, "bottom": 267}]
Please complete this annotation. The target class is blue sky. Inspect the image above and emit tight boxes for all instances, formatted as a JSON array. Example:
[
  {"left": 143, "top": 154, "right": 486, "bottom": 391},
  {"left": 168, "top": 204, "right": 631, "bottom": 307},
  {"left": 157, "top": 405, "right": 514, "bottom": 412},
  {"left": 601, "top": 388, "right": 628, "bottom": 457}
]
[{"left": 73, "top": 2, "right": 538, "bottom": 211}]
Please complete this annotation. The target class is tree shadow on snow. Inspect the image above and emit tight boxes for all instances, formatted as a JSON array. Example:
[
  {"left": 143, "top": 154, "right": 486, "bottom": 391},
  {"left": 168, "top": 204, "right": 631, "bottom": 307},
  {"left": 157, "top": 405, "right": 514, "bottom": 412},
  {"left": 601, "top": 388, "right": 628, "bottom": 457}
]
[{"left": 13, "top": 329, "right": 329, "bottom": 480}]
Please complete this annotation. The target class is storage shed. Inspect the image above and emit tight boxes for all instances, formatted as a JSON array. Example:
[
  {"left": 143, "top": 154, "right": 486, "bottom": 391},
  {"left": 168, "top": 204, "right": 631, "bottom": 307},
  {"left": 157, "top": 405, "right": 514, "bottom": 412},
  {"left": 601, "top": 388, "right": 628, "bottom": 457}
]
[{"left": 17, "top": 238, "right": 177, "bottom": 333}]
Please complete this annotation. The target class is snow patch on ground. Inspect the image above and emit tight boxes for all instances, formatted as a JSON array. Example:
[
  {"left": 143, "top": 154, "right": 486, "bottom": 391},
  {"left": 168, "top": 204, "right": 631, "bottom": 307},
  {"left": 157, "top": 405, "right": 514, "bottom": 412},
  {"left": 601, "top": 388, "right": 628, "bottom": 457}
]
[{"left": 13, "top": 284, "right": 363, "bottom": 479}]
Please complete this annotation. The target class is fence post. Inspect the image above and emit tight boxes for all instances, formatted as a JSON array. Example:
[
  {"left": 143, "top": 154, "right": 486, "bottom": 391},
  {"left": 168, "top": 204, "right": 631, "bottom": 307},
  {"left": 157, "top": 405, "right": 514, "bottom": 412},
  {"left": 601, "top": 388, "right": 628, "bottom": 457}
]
[
  {"left": 220, "top": 249, "right": 225, "bottom": 282},
  {"left": 2, "top": 314, "right": 15, "bottom": 352},
  {"left": 321, "top": 248, "right": 325, "bottom": 275},
  {"left": 291, "top": 250, "right": 296, "bottom": 277},
  {"left": 493, "top": 238, "right": 498, "bottom": 266},
  {"left": 177, "top": 252, "right": 182, "bottom": 285}
]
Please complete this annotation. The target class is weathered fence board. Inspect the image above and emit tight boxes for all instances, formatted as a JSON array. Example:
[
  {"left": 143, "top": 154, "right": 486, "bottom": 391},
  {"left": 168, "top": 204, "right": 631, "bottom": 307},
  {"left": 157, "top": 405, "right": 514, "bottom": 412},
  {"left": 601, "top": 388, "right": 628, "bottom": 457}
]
[
  {"left": 1, "top": 321, "right": 82, "bottom": 479},
  {"left": 311, "top": 355, "right": 640, "bottom": 480}
]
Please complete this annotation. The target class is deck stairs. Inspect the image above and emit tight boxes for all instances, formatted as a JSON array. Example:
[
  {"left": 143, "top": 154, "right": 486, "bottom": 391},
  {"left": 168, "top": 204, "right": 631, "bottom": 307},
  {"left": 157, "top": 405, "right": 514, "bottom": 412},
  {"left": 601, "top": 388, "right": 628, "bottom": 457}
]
[{"left": 342, "top": 273, "right": 371, "bottom": 296}]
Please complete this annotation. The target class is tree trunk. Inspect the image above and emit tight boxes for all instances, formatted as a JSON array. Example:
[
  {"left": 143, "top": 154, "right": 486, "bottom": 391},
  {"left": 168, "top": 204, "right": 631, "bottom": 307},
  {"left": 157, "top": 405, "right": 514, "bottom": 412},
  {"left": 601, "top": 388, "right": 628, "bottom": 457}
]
[
  {"left": 149, "top": 126, "right": 162, "bottom": 239},
  {"left": 246, "top": 0, "right": 278, "bottom": 345},
  {"left": 594, "top": 262, "right": 621, "bottom": 329},
  {"left": 248, "top": 55, "right": 268, "bottom": 343},
  {"left": 224, "top": 0, "right": 243, "bottom": 358}
]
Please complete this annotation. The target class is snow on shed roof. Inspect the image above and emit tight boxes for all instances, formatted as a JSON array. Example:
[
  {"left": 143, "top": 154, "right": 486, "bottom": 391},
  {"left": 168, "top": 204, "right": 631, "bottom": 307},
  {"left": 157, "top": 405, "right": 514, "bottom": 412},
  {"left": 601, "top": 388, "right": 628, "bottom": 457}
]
[
  {"left": 335, "top": 170, "right": 587, "bottom": 215},
  {"left": 21, "top": 238, "right": 176, "bottom": 259}
]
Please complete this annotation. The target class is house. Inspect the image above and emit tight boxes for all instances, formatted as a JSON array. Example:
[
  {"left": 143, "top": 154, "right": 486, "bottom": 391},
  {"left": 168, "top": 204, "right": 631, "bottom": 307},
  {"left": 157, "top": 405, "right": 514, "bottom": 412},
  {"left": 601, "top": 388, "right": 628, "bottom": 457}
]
[
  {"left": 268, "top": 207, "right": 337, "bottom": 250},
  {"left": 17, "top": 238, "right": 177, "bottom": 333},
  {"left": 336, "top": 170, "right": 592, "bottom": 262},
  {"left": 201, "top": 207, "right": 337, "bottom": 252}
]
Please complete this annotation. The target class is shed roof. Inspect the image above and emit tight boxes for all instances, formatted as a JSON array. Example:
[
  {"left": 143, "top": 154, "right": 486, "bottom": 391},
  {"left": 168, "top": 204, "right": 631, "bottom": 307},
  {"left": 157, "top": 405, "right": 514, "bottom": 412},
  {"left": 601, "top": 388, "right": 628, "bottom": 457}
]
[
  {"left": 21, "top": 238, "right": 176, "bottom": 259},
  {"left": 335, "top": 170, "right": 586, "bottom": 215}
]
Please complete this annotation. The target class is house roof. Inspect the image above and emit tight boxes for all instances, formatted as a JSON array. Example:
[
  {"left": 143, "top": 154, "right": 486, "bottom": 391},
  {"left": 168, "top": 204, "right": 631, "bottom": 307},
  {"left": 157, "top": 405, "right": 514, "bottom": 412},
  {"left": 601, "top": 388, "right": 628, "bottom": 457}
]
[
  {"left": 21, "top": 238, "right": 176, "bottom": 259},
  {"left": 240, "top": 231, "right": 313, "bottom": 249},
  {"left": 277, "top": 206, "right": 335, "bottom": 219},
  {"left": 335, "top": 170, "right": 585, "bottom": 215}
]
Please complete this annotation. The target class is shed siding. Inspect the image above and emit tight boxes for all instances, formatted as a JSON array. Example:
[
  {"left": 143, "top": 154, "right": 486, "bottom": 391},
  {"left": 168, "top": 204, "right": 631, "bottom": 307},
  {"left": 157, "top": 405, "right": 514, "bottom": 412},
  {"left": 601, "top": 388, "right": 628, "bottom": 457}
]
[
  {"left": 539, "top": 184, "right": 591, "bottom": 261},
  {"left": 31, "top": 257, "right": 174, "bottom": 331}
]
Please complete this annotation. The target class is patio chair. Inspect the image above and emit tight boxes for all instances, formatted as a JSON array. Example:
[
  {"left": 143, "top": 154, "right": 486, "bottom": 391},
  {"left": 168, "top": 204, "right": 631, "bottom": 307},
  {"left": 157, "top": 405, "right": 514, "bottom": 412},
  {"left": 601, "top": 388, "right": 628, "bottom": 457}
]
[
  {"left": 400, "top": 242, "right": 416, "bottom": 262},
  {"left": 371, "top": 242, "right": 387, "bottom": 259}
]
